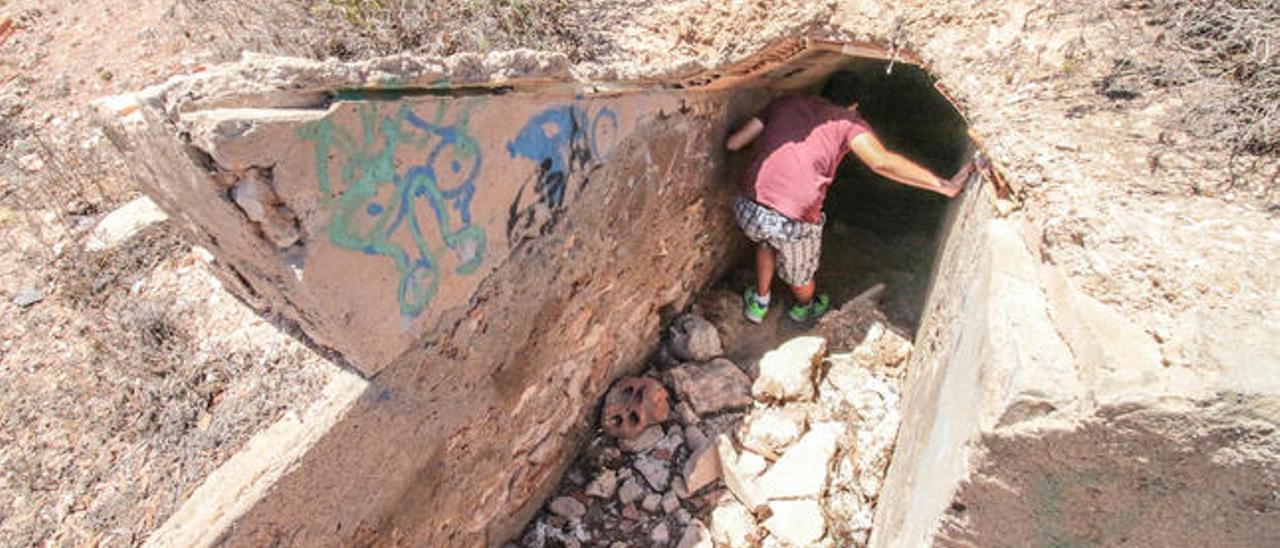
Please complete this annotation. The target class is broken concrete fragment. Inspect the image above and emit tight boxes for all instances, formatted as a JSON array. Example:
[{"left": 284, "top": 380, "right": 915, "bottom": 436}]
[
  {"left": 586, "top": 469, "right": 618, "bottom": 499},
  {"left": 736, "top": 451, "right": 767, "bottom": 478},
  {"left": 634, "top": 454, "right": 670, "bottom": 491},
  {"left": 666, "top": 358, "right": 752, "bottom": 416},
  {"left": 738, "top": 407, "right": 807, "bottom": 458},
  {"left": 676, "top": 522, "right": 713, "bottom": 548},
  {"left": 682, "top": 442, "right": 720, "bottom": 494},
  {"left": 667, "top": 313, "right": 723, "bottom": 362},
  {"left": 618, "top": 477, "right": 646, "bottom": 505},
  {"left": 710, "top": 499, "right": 758, "bottom": 548},
  {"left": 764, "top": 499, "right": 826, "bottom": 546},
  {"left": 84, "top": 196, "right": 169, "bottom": 252},
  {"left": 716, "top": 435, "right": 768, "bottom": 514},
  {"left": 549, "top": 496, "right": 587, "bottom": 520},
  {"left": 758, "top": 422, "right": 843, "bottom": 500},
  {"left": 230, "top": 174, "right": 300, "bottom": 249},
  {"left": 619, "top": 425, "right": 664, "bottom": 453},
  {"left": 602, "top": 377, "right": 671, "bottom": 440},
  {"left": 752, "top": 336, "right": 827, "bottom": 403}
]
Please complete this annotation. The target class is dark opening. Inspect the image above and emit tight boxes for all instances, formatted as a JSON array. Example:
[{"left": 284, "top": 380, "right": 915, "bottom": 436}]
[{"left": 819, "top": 60, "right": 971, "bottom": 331}]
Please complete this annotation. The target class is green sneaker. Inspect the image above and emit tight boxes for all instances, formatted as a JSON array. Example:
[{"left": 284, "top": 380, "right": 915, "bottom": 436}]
[
  {"left": 788, "top": 294, "right": 831, "bottom": 322},
  {"left": 743, "top": 288, "right": 769, "bottom": 324}
]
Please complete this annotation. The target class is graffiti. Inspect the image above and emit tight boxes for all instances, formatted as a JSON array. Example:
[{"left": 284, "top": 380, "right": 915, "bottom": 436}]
[
  {"left": 299, "top": 102, "right": 486, "bottom": 320},
  {"left": 505, "top": 104, "right": 618, "bottom": 245}
]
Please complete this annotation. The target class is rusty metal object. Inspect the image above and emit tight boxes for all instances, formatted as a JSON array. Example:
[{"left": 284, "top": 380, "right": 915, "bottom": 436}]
[{"left": 601, "top": 377, "right": 671, "bottom": 439}]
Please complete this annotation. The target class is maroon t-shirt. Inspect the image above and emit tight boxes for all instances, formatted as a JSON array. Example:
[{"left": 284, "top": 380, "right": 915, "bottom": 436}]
[{"left": 743, "top": 96, "right": 871, "bottom": 223}]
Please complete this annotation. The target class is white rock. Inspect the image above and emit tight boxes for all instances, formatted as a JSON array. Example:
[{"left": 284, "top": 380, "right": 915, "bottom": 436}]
[
  {"left": 716, "top": 435, "right": 767, "bottom": 514},
  {"left": 549, "top": 496, "right": 586, "bottom": 519},
  {"left": 620, "top": 425, "right": 664, "bottom": 453},
  {"left": 710, "top": 499, "right": 757, "bottom": 547},
  {"left": 738, "top": 407, "right": 807, "bottom": 458},
  {"left": 764, "top": 499, "right": 826, "bottom": 546},
  {"left": 758, "top": 422, "right": 844, "bottom": 500},
  {"left": 737, "top": 451, "right": 768, "bottom": 477},
  {"left": 753, "top": 336, "right": 827, "bottom": 402},
  {"left": 84, "top": 196, "right": 169, "bottom": 252},
  {"left": 586, "top": 469, "right": 618, "bottom": 499}
]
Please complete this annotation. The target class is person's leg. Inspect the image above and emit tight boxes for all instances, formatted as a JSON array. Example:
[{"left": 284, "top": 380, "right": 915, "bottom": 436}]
[
  {"left": 790, "top": 279, "right": 815, "bottom": 304},
  {"left": 756, "top": 244, "right": 775, "bottom": 298}
]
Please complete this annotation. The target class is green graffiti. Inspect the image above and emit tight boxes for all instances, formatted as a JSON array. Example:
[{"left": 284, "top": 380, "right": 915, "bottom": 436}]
[{"left": 299, "top": 101, "right": 486, "bottom": 320}]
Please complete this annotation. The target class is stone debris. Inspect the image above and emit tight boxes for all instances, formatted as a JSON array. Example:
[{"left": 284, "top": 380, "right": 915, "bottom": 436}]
[
  {"left": 758, "top": 422, "right": 844, "bottom": 500},
  {"left": 518, "top": 308, "right": 908, "bottom": 547},
  {"left": 84, "top": 196, "right": 169, "bottom": 252},
  {"left": 764, "top": 499, "right": 826, "bottom": 546},
  {"left": 667, "top": 313, "right": 723, "bottom": 362},
  {"left": 549, "top": 496, "right": 587, "bottom": 520},
  {"left": 585, "top": 469, "right": 618, "bottom": 499},
  {"left": 601, "top": 376, "right": 671, "bottom": 439},
  {"left": 11, "top": 286, "right": 45, "bottom": 308},
  {"left": 666, "top": 358, "right": 753, "bottom": 416},
  {"left": 752, "top": 336, "right": 827, "bottom": 403},
  {"left": 738, "top": 406, "right": 807, "bottom": 458}
]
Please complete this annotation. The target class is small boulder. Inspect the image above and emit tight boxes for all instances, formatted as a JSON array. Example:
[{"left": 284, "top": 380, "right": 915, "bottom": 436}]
[
  {"left": 666, "top": 358, "right": 753, "bottom": 416},
  {"left": 618, "top": 477, "right": 646, "bottom": 505},
  {"left": 84, "top": 196, "right": 168, "bottom": 252},
  {"left": 634, "top": 454, "right": 671, "bottom": 491},
  {"left": 549, "top": 496, "right": 586, "bottom": 520},
  {"left": 757, "top": 422, "right": 844, "bottom": 500},
  {"left": 586, "top": 469, "right": 619, "bottom": 499},
  {"left": 716, "top": 435, "right": 767, "bottom": 514},
  {"left": 682, "top": 442, "right": 721, "bottom": 494},
  {"left": 620, "top": 425, "right": 665, "bottom": 453},
  {"left": 752, "top": 336, "right": 827, "bottom": 403},
  {"left": 764, "top": 499, "right": 826, "bottom": 546},
  {"left": 667, "top": 313, "right": 723, "bottom": 362},
  {"left": 738, "top": 407, "right": 807, "bottom": 458}
]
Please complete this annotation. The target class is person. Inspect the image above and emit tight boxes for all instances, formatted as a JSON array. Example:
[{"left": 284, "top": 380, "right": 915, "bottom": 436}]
[{"left": 726, "top": 69, "right": 977, "bottom": 324}]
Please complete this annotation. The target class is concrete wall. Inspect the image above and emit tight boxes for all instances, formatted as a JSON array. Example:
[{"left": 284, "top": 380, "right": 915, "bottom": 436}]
[{"left": 873, "top": 182, "right": 1280, "bottom": 547}]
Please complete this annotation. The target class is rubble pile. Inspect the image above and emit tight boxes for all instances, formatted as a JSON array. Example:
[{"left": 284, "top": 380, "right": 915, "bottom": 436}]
[{"left": 514, "top": 309, "right": 913, "bottom": 547}]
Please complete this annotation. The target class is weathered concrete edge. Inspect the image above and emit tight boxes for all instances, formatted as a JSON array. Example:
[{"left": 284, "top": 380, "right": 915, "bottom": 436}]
[{"left": 145, "top": 369, "right": 368, "bottom": 548}]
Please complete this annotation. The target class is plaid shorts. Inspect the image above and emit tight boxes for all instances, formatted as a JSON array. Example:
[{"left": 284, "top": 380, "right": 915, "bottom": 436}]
[{"left": 733, "top": 196, "right": 824, "bottom": 286}]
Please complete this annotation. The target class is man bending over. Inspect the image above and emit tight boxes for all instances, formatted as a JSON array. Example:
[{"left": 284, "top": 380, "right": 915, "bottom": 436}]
[{"left": 727, "top": 70, "right": 976, "bottom": 323}]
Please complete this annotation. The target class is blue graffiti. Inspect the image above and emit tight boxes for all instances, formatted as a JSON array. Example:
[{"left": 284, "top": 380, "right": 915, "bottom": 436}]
[
  {"left": 505, "top": 104, "right": 617, "bottom": 245},
  {"left": 299, "top": 102, "right": 486, "bottom": 320}
]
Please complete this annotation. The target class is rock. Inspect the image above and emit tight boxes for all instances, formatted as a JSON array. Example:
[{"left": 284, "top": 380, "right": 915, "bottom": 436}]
[
  {"left": 621, "top": 503, "right": 641, "bottom": 521},
  {"left": 684, "top": 425, "right": 709, "bottom": 452},
  {"left": 758, "top": 422, "right": 844, "bottom": 500},
  {"left": 618, "top": 477, "right": 646, "bottom": 505},
  {"left": 738, "top": 407, "right": 807, "bottom": 458},
  {"left": 586, "top": 469, "right": 618, "bottom": 499},
  {"left": 651, "top": 522, "right": 671, "bottom": 545},
  {"left": 620, "top": 425, "right": 664, "bottom": 453},
  {"left": 18, "top": 153, "right": 44, "bottom": 172},
  {"left": 84, "top": 196, "right": 169, "bottom": 252},
  {"left": 716, "top": 435, "right": 768, "bottom": 514},
  {"left": 752, "top": 336, "right": 827, "bottom": 402},
  {"left": 634, "top": 454, "right": 671, "bottom": 491},
  {"left": 737, "top": 451, "right": 767, "bottom": 477},
  {"left": 549, "top": 496, "right": 587, "bottom": 520},
  {"left": 667, "top": 313, "right": 723, "bottom": 362},
  {"left": 12, "top": 286, "right": 44, "bottom": 308},
  {"left": 764, "top": 499, "right": 826, "bottom": 546},
  {"left": 676, "top": 401, "right": 700, "bottom": 425},
  {"left": 674, "top": 508, "right": 692, "bottom": 525},
  {"left": 642, "top": 492, "right": 662, "bottom": 513},
  {"left": 682, "top": 441, "right": 721, "bottom": 494},
  {"left": 710, "top": 499, "right": 758, "bottom": 547},
  {"left": 650, "top": 429, "right": 683, "bottom": 460},
  {"left": 662, "top": 491, "right": 681, "bottom": 513},
  {"left": 231, "top": 175, "right": 300, "bottom": 248},
  {"left": 670, "top": 476, "right": 689, "bottom": 499},
  {"left": 603, "top": 377, "right": 671, "bottom": 439},
  {"left": 666, "top": 358, "right": 753, "bottom": 416},
  {"left": 675, "top": 522, "right": 713, "bottom": 548}
]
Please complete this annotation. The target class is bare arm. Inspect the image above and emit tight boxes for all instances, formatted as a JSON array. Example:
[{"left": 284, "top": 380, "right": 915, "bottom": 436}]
[
  {"left": 849, "top": 132, "right": 967, "bottom": 198},
  {"left": 726, "top": 117, "right": 765, "bottom": 151}
]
